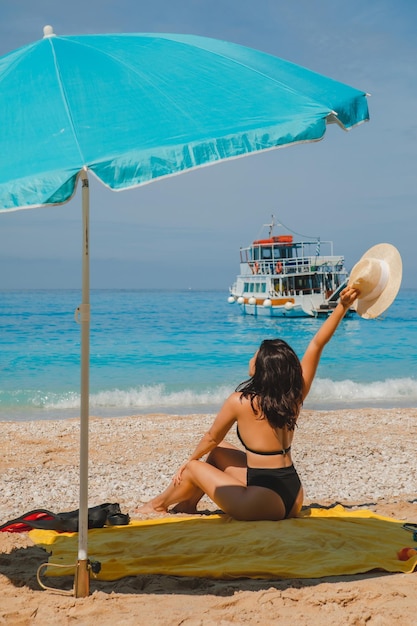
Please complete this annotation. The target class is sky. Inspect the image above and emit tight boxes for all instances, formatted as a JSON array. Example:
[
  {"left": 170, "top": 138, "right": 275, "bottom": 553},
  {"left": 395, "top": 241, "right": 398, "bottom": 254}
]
[{"left": 0, "top": 0, "right": 416, "bottom": 290}]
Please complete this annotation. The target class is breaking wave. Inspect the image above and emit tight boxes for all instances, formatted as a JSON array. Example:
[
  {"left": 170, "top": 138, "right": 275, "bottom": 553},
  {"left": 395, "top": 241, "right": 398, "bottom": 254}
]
[
  {"left": 2, "top": 377, "right": 417, "bottom": 421},
  {"left": 306, "top": 377, "right": 417, "bottom": 409}
]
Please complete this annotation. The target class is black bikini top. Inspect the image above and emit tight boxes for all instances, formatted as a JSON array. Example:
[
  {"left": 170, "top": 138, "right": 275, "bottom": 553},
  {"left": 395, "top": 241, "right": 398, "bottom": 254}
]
[{"left": 236, "top": 425, "right": 291, "bottom": 456}]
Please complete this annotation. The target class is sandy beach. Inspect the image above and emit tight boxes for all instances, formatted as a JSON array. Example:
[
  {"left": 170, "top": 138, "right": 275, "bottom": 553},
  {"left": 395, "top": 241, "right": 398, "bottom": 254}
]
[{"left": 1, "top": 408, "right": 417, "bottom": 624}]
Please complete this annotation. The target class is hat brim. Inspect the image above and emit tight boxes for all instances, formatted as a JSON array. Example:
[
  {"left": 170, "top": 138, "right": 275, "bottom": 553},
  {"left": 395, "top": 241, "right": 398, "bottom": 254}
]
[{"left": 348, "top": 243, "right": 402, "bottom": 319}]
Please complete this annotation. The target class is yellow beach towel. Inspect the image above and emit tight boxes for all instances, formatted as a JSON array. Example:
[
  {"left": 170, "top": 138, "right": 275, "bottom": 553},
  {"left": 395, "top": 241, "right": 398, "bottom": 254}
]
[{"left": 29, "top": 505, "right": 417, "bottom": 580}]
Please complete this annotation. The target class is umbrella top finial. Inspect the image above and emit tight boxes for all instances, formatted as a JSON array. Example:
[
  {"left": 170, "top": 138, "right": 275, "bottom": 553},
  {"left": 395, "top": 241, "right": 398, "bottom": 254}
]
[{"left": 43, "top": 25, "right": 56, "bottom": 38}]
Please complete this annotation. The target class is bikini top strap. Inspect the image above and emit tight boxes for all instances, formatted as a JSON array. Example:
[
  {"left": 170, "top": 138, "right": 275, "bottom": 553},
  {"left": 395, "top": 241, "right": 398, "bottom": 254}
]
[{"left": 236, "top": 425, "right": 291, "bottom": 456}]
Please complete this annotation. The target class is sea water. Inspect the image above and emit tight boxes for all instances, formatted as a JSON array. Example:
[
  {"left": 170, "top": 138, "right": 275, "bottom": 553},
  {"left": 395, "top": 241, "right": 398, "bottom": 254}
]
[{"left": 1, "top": 289, "right": 416, "bottom": 421}]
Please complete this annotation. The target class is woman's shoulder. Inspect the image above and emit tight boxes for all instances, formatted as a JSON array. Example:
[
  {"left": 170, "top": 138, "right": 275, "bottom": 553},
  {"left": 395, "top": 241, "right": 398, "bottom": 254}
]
[
  {"left": 225, "top": 391, "right": 255, "bottom": 415},
  {"left": 227, "top": 391, "right": 243, "bottom": 406},
  {"left": 224, "top": 391, "right": 251, "bottom": 409}
]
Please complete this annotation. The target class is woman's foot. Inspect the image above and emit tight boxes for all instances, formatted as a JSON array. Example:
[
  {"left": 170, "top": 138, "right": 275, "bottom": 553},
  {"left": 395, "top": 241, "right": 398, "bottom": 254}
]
[{"left": 134, "top": 501, "right": 167, "bottom": 515}]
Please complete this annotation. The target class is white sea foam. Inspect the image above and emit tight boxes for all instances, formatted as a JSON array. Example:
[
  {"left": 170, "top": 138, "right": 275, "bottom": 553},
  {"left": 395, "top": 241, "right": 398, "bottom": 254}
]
[
  {"left": 42, "top": 384, "right": 234, "bottom": 414},
  {"left": 2, "top": 379, "right": 416, "bottom": 422},
  {"left": 38, "top": 377, "right": 417, "bottom": 415},
  {"left": 307, "top": 377, "right": 417, "bottom": 408}
]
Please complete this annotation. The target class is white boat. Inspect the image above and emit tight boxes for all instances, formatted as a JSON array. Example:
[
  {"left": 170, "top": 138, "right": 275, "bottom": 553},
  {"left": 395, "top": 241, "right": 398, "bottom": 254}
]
[{"left": 228, "top": 217, "right": 351, "bottom": 317}]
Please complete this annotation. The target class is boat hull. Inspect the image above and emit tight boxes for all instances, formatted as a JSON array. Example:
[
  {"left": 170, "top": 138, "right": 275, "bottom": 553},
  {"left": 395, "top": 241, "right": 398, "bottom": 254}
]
[
  {"left": 229, "top": 293, "right": 330, "bottom": 317},
  {"left": 238, "top": 302, "right": 311, "bottom": 317}
]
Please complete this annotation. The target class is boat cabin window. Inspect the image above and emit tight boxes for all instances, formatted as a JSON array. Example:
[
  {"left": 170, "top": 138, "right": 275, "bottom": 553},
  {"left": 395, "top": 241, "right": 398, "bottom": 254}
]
[
  {"left": 261, "top": 247, "right": 272, "bottom": 260},
  {"left": 277, "top": 245, "right": 295, "bottom": 259},
  {"left": 293, "top": 275, "right": 321, "bottom": 293},
  {"left": 263, "top": 246, "right": 297, "bottom": 260},
  {"left": 252, "top": 244, "right": 296, "bottom": 261},
  {"left": 244, "top": 282, "right": 266, "bottom": 293},
  {"left": 274, "top": 274, "right": 322, "bottom": 295}
]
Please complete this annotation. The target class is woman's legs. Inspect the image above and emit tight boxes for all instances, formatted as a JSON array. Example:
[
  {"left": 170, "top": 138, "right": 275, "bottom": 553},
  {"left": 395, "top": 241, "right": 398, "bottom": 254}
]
[
  {"left": 137, "top": 443, "right": 290, "bottom": 521},
  {"left": 173, "top": 460, "right": 288, "bottom": 521},
  {"left": 136, "top": 468, "right": 203, "bottom": 514},
  {"left": 137, "top": 442, "right": 247, "bottom": 515},
  {"left": 171, "top": 442, "right": 247, "bottom": 513}
]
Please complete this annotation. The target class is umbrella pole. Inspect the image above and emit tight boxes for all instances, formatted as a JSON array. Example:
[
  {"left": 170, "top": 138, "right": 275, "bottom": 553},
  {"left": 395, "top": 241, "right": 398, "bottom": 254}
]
[{"left": 74, "top": 168, "right": 90, "bottom": 598}]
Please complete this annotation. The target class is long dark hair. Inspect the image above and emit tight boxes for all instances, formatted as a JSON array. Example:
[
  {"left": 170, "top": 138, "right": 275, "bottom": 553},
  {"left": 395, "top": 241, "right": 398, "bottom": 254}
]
[{"left": 236, "top": 339, "right": 303, "bottom": 430}]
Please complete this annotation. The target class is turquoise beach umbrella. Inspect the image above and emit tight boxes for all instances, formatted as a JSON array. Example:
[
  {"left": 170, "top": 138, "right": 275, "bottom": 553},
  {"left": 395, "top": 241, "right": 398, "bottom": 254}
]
[{"left": 0, "top": 26, "right": 369, "bottom": 595}]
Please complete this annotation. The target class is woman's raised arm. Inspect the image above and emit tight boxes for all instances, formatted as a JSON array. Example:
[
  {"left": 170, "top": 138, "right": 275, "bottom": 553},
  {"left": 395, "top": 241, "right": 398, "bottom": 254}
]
[{"left": 301, "top": 286, "right": 358, "bottom": 400}]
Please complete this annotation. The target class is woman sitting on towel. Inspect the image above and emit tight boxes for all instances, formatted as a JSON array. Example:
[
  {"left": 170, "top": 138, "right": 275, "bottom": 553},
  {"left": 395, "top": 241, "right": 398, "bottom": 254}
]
[{"left": 137, "top": 286, "right": 358, "bottom": 521}]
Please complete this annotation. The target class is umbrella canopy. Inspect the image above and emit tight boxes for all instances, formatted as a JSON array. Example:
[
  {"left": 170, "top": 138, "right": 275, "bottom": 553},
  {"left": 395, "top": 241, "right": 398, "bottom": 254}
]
[
  {"left": 0, "top": 27, "right": 368, "bottom": 210},
  {"left": 0, "top": 27, "right": 369, "bottom": 596}
]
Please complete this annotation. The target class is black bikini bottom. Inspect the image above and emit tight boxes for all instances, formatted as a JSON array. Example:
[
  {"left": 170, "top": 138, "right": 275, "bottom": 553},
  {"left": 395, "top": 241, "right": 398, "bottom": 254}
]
[{"left": 246, "top": 464, "right": 301, "bottom": 518}]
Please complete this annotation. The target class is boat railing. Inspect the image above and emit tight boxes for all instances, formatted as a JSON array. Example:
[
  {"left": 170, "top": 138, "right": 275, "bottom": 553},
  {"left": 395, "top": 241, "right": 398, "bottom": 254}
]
[{"left": 244, "top": 256, "right": 346, "bottom": 276}]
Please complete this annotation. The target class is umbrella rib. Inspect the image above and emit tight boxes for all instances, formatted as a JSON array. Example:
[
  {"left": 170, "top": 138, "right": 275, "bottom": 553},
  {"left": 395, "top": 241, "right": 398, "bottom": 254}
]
[
  {"left": 0, "top": 42, "right": 37, "bottom": 86},
  {"left": 48, "top": 38, "right": 86, "bottom": 167}
]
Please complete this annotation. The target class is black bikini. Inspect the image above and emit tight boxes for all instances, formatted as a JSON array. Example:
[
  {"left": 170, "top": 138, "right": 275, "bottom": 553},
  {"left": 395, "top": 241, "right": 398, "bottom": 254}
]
[
  {"left": 236, "top": 425, "right": 291, "bottom": 456},
  {"left": 236, "top": 425, "right": 301, "bottom": 518}
]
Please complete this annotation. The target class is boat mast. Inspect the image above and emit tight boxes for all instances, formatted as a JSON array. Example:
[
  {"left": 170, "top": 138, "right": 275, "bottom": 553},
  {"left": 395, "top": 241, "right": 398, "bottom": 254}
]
[{"left": 267, "top": 214, "right": 276, "bottom": 238}]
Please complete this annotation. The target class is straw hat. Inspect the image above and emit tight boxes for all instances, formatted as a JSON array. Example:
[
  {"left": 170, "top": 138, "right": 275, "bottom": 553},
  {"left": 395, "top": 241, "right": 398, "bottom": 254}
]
[{"left": 348, "top": 243, "right": 402, "bottom": 319}]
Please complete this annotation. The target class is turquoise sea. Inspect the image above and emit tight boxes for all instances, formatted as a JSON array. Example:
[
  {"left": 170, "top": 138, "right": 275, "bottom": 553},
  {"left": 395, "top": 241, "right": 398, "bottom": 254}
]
[{"left": 1, "top": 289, "right": 416, "bottom": 422}]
